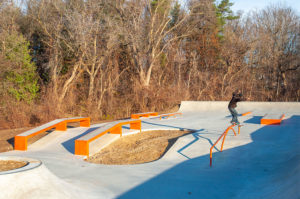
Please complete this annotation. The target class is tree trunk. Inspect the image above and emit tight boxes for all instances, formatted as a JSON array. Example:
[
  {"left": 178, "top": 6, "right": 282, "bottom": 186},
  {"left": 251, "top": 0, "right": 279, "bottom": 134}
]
[
  {"left": 88, "top": 75, "right": 95, "bottom": 102},
  {"left": 58, "top": 62, "right": 81, "bottom": 105}
]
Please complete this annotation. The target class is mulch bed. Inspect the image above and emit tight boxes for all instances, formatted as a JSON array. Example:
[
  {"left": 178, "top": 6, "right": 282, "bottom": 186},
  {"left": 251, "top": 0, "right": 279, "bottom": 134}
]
[
  {"left": 0, "top": 160, "right": 28, "bottom": 172},
  {"left": 86, "top": 130, "right": 194, "bottom": 165}
]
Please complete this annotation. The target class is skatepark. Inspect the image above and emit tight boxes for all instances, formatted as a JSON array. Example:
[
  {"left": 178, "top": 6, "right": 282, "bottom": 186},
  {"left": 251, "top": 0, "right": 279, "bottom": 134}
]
[{"left": 0, "top": 101, "right": 300, "bottom": 199}]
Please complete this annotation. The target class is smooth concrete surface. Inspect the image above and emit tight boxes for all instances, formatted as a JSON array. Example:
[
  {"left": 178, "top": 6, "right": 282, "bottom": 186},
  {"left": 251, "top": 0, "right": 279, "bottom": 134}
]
[
  {"left": 0, "top": 157, "right": 83, "bottom": 199},
  {"left": 1, "top": 101, "right": 300, "bottom": 199}
]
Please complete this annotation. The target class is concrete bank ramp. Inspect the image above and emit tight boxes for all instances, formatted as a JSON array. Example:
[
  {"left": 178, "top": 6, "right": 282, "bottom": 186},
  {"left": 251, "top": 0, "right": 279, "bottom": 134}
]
[
  {"left": 0, "top": 156, "right": 83, "bottom": 199},
  {"left": 118, "top": 110, "right": 300, "bottom": 199},
  {"left": 179, "top": 101, "right": 300, "bottom": 113}
]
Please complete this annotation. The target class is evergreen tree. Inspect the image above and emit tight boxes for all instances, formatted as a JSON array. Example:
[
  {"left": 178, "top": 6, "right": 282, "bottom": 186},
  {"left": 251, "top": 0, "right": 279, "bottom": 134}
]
[
  {"left": 170, "top": 1, "right": 181, "bottom": 27},
  {"left": 0, "top": 32, "right": 39, "bottom": 103},
  {"left": 214, "top": 0, "right": 239, "bottom": 39}
]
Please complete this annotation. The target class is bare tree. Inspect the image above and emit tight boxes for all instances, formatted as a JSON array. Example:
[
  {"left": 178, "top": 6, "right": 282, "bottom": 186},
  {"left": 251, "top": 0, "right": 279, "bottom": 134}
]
[
  {"left": 251, "top": 5, "right": 300, "bottom": 99},
  {"left": 119, "top": 0, "right": 208, "bottom": 87},
  {"left": 26, "top": 0, "right": 85, "bottom": 105}
]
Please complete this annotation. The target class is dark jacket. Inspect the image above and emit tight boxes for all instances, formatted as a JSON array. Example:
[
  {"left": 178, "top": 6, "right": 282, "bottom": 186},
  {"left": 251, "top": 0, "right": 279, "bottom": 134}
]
[{"left": 228, "top": 93, "right": 244, "bottom": 108}]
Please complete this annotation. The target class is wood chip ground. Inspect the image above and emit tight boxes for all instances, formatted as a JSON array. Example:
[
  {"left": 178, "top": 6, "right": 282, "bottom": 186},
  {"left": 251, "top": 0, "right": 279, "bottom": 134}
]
[{"left": 87, "top": 130, "right": 194, "bottom": 165}]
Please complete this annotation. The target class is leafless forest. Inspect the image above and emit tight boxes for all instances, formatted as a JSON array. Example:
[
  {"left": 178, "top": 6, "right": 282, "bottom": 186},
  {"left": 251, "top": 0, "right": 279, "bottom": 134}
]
[{"left": 0, "top": 0, "right": 299, "bottom": 129}]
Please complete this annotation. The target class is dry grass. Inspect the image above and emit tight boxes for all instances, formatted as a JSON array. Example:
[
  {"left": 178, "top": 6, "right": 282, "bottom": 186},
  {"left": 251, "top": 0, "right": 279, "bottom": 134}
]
[
  {"left": 86, "top": 130, "right": 194, "bottom": 165},
  {"left": 0, "top": 127, "right": 32, "bottom": 152},
  {"left": 0, "top": 127, "right": 53, "bottom": 152},
  {"left": 0, "top": 160, "right": 28, "bottom": 172}
]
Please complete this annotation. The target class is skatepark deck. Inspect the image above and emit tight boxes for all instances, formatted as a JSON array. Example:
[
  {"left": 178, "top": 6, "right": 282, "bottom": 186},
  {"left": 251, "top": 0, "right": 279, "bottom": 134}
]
[{"left": 1, "top": 101, "right": 300, "bottom": 199}]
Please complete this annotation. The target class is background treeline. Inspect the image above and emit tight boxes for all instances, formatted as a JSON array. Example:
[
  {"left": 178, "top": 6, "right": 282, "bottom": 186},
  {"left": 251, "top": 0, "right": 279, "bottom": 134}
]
[{"left": 0, "top": 0, "right": 299, "bottom": 129}]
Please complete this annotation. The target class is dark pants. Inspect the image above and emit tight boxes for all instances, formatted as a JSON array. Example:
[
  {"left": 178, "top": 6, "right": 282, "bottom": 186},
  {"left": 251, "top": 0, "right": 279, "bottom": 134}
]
[{"left": 228, "top": 107, "right": 239, "bottom": 124}]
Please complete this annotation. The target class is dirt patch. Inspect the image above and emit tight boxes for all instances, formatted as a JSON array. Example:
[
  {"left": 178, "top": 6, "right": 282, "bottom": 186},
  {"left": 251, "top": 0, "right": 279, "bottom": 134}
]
[
  {"left": 0, "top": 127, "right": 60, "bottom": 152},
  {"left": 0, "top": 127, "right": 32, "bottom": 152},
  {"left": 0, "top": 160, "right": 28, "bottom": 172},
  {"left": 86, "top": 130, "right": 194, "bottom": 165}
]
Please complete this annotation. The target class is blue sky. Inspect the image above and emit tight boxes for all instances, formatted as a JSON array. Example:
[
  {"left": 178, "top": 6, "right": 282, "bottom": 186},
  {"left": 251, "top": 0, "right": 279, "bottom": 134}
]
[
  {"left": 179, "top": 0, "right": 300, "bottom": 15},
  {"left": 230, "top": 0, "right": 300, "bottom": 14}
]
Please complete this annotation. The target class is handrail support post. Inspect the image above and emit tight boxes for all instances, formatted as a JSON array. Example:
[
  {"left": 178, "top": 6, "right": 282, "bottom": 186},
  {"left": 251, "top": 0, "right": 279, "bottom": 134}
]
[{"left": 210, "top": 124, "right": 242, "bottom": 167}]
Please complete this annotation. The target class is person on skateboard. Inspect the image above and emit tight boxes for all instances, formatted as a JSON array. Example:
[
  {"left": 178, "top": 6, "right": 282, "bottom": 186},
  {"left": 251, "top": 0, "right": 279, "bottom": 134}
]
[{"left": 228, "top": 90, "right": 246, "bottom": 125}]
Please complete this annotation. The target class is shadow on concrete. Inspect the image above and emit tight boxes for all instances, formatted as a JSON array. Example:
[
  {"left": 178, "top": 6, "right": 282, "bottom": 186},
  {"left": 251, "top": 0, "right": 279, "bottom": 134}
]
[
  {"left": 122, "top": 126, "right": 131, "bottom": 130},
  {"left": 158, "top": 129, "right": 204, "bottom": 161},
  {"left": 61, "top": 127, "right": 99, "bottom": 154},
  {"left": 140, "top": 121, "right": 226, "bottom": 158},
  {"left": 225, "top": 114, "right": 243, "bottom": 118},
  {"left": 243, "top": 116, "right": 264, "bottom": 124},
  {"left": 117, "top": 116, "right": 300, "bottom": 199},
  {"left": 141, "top": 121, "right": 197, "bottom": 132},
  {"left": 177, "top": 132, "right": 220, "bottom": 160}
]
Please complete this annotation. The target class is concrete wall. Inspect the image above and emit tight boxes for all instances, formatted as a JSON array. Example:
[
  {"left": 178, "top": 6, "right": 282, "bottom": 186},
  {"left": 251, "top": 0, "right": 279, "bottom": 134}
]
[{"left": 179, "top": 101, "right": 300, "bottom": 114}]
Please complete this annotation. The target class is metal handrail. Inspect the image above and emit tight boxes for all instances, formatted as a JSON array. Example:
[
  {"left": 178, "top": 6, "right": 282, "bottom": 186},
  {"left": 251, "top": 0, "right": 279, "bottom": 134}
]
[{"left": 210, "top": 124, "right": 241, "bottom": 166}]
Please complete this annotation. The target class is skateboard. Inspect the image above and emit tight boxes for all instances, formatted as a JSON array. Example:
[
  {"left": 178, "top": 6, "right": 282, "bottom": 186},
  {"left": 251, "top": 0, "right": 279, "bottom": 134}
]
[{"left": 231, "top": 122, "right": 243, "bottom": 127}]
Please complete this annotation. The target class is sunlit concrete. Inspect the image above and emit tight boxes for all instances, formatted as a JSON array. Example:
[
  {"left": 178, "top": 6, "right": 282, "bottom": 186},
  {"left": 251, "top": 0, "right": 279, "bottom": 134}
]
[
  {"left": 0, "top": 156, "right": 83, "bottom": 199},
  {"left": 1, "top": 101, "right": 300, "bottom": 199}
]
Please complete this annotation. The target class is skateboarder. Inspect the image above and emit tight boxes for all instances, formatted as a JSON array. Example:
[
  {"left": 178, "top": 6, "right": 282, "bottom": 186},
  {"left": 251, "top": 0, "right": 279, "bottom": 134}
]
[{"left": 228, "top": 90, "right": 245, "bottom": 125}]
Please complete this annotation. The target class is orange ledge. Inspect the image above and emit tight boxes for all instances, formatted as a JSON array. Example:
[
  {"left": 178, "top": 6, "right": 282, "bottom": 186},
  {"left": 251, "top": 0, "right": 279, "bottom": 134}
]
[
  {"left": 160, "top": 113, "right": 182, "bottom": 120},
  {"left": 242, "top": 111, "right": 252, "bottom": 116},
  {"left": 131, "top": 112, "right": 158, "bottom": 119},
  {"left": 75, "top": 120, "right": 142, "bottom": 156},
  {"left": 261, "top": 114, "right": 285, "bottom": 125},
  {"left": 14, "top": 117, "right": 90, "bottom": 151}
]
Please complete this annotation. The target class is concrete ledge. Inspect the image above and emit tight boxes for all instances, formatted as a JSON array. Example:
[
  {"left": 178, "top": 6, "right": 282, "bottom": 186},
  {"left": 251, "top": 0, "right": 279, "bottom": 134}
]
[
  {"left": 75, "top": 119, "right": 141, "bottom": 156},
  {"left": 261, "top": 114, "right": 285, "bottom": 125},
  {"left": 14, "top": 117, "right": 90, "bottom": 151}
]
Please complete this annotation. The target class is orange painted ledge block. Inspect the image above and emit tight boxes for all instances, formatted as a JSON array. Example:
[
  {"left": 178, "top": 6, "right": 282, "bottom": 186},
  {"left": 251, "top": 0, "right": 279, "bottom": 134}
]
[
  {"left": 242, "top": 111, "right": 252, "bottom": 116},
  {"left": 75, "top": 119, "right": 142, "bottom": 156},
  {"left": 160, "top": 112, "right": 182, "bottom": 120},
  {"left": 261, "top": 114, "right": 285, "bottom": 125},
  {"left": 14, "top": 117, "right": 90, "bottom": 151},
  {"left": 131, "top": 112, "right": 158, "bottom": 119}
]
